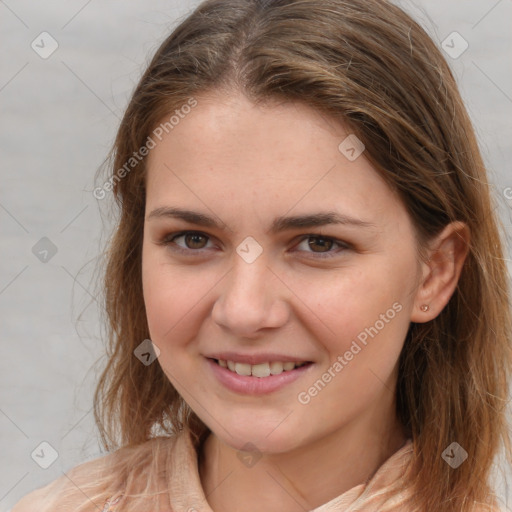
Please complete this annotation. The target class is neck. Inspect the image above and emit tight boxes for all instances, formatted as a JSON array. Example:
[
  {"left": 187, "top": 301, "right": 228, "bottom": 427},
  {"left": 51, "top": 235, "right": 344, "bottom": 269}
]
[{"left": 198, "top": 396, "right": 408, "bottom": 512}]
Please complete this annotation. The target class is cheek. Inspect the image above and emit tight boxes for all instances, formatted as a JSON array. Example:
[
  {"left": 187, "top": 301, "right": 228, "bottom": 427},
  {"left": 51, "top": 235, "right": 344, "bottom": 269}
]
[
  {"left": 141, "top": 245, "right": 225, "bottom": 364},
  {"left": 293, "top": 262, "right": 412, "bottom": 353},
  {"left": 141, "top": 257, "right": 208, "bottom": 392},
  {"left": 142, "top": 245, "right": 196, "bottom": 345},
  {"left": 297, "top": 267, "right": 411, "bottom": 425}
]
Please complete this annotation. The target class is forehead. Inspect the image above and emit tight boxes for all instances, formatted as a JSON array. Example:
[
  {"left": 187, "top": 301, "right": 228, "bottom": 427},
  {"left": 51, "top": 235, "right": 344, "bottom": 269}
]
[{"left": 144, "top": 91, "right": 405, "bottom": 229}]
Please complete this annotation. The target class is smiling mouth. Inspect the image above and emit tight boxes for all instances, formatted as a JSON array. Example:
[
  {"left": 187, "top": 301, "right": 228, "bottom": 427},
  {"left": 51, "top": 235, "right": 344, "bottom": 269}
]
[{"left": 211, "top": 358, "right": 312, "bottom": 378}]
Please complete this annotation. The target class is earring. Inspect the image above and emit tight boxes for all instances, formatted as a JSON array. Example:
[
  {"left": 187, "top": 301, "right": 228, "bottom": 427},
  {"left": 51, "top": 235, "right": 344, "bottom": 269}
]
[{"left": 420, "top": 304, "right": 430, "bottom": 312}]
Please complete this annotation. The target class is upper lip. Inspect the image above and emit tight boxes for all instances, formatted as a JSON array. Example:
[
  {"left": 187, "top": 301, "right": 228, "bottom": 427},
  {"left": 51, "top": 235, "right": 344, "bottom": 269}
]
[{"left": 205, "top": 352, "right": 313, "bottom": 365}]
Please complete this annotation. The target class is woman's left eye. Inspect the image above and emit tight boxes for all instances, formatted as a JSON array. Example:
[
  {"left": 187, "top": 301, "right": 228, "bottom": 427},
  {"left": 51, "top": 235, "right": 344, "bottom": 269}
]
[
  {"left": 159, "top": 231, "right": 349, "bottom": 258},
  {"left": 294, "top": 235, "right": 349, "bottom": 258}
]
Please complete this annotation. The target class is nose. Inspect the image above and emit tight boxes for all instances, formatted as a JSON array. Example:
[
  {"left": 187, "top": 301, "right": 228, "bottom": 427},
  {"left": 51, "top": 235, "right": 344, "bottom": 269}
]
[{"left": 211, "top": 252, "right": 290, "bottom": 339}]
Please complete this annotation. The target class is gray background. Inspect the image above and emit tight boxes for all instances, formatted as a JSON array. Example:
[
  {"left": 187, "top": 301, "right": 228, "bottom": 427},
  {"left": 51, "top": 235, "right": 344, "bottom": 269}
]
[{"left": 1, "top": 1, "right": 511, "bottom": 510}]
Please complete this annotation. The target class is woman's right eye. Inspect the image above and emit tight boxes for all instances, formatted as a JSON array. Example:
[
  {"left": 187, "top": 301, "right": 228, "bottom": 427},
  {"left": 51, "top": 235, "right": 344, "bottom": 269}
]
[{"left": 160, "top": 231, "right": 215, "bottom": 254}]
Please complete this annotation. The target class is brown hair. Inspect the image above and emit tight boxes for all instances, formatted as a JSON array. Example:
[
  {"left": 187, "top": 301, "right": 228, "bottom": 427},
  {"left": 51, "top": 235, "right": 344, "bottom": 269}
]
[{"left": 89, "top": 0, "right": 512, "bottom": 510}]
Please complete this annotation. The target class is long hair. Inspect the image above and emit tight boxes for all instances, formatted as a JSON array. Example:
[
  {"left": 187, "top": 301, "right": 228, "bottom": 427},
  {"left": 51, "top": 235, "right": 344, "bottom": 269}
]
[{"left": 86, "top": 0, "right": 512, "bottom": 510}]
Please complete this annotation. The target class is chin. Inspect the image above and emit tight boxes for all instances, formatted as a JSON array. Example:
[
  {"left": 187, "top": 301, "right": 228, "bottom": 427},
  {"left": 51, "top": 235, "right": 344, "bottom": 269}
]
[{"left": 211, "top": 420, "right": 304, "bottom": 455}]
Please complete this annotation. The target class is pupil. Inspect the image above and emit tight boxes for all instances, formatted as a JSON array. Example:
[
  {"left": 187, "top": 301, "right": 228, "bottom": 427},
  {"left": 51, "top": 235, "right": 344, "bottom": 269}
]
[
  {"left": 309, "top": 237, "right": 332, "bottom": 253},
  {"left": 186, "top": 233, "right": 206, "bottom": 249}
]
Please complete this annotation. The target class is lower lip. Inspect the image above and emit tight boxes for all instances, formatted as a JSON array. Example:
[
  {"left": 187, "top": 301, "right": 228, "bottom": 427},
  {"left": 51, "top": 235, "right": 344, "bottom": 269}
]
[{"left": 205, "top": 358, "right": 314, "bottom": 395}]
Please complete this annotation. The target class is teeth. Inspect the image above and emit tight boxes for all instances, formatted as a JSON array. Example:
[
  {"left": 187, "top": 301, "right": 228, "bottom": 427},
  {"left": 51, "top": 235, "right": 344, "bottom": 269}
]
[
  {"left": 217, "top": 359, "right": 307, "bottom": 377},
  {"left": 235, "top": 363, "right": 252, "bottom": 376},
  {"left": 252, "top": 363, "right": 271, "bottom": 377},
  {"left": 270, "top": 361, "right": 284, "bottom": 375}
]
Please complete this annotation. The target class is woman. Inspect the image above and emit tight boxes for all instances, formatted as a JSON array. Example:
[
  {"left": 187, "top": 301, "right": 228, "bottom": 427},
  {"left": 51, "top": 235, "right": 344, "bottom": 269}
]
[{"left": 12, "top": 0, "right": 511, "bottom": 510}]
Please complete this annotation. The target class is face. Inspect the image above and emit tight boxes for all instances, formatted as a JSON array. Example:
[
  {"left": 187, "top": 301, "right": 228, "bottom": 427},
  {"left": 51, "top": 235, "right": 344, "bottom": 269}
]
[{"left": 142, "top": 91, "right": 422, "bottom": 454}]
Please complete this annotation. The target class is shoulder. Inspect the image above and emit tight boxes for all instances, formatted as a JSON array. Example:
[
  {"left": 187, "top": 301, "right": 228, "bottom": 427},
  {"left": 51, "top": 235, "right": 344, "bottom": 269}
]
[
  {"left": 10, "top": 453, "right": 112, "bottom": 512},
  {"left": 10, "top": 485, "right": 48, "bottom": 512},
  {"left": 10, "top": 433, "right": 187, "bottom": 512}
]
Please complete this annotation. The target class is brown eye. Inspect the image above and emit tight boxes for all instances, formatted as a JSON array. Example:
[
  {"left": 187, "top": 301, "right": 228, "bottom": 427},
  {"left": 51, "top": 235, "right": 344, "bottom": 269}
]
[
  {"left": 183, "top": 233, "right": 208, "bottom": 249},
  {"left": 295, "top": 235, "right": 349, "bottom": 259},
  {"left": 161, "top": 231, "right": 213, "bottom": 253},
  {"left": 307, "top": 236, "right": 334, "bottom": 253}
]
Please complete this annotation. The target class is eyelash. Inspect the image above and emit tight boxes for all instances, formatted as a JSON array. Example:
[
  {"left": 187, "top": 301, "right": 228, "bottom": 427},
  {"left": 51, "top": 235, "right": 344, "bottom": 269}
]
[{"left": 158, "top": 231, "right": 350, "bottom": 259}]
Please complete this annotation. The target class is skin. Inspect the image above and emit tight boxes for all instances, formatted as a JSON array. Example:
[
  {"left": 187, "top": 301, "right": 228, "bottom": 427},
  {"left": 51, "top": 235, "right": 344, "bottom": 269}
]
[{"left": 141, "top": 90, "right": 469, "bottom": 512}]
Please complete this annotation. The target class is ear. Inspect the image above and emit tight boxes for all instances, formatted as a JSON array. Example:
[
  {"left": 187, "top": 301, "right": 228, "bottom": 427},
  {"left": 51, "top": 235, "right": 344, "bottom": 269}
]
[{"left": 410, "top": 221, "right": 470, "bottom": 323}]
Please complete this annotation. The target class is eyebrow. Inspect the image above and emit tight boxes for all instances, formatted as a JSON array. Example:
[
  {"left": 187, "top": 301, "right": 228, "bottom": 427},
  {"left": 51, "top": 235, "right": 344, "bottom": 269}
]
[{"left": 146, "top": 206, "right": 376, "bottom": 233}]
